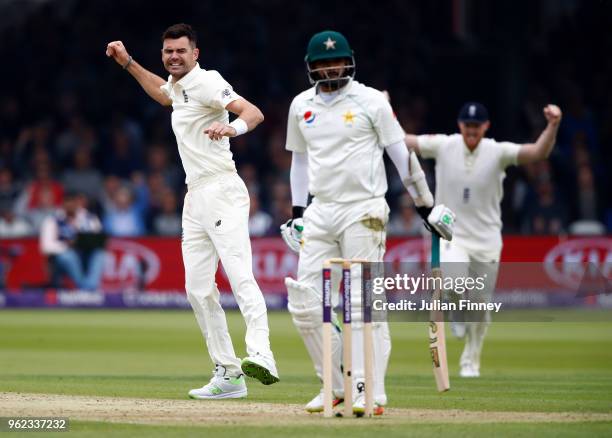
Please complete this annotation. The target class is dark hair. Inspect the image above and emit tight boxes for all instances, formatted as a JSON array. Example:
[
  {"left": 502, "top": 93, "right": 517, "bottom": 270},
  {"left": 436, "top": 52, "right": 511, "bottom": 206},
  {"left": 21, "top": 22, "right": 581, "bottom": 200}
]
[{"left": 161, "top": 23, "right": 197, "bottom": 48}]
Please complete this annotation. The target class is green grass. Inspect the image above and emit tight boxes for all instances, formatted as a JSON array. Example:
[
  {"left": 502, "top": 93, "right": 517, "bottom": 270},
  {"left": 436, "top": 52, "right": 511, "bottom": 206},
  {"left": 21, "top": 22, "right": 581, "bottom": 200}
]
[{"left": 1, "top": 309, "right": 611, "bottom": 436}]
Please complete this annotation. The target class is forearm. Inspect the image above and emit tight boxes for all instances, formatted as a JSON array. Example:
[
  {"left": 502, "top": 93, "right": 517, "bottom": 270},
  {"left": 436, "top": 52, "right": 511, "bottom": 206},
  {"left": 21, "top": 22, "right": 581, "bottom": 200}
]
[
  {"left": 234, "top": 103, "right": 264, "bottom": 131},
  {"left": 385, "top": 141, "right": 433, "bottom": 207},
  {"left": 290, "top": 152, "right": 309, "bottom": 209},
  {"left": 518, "top": 123, "right": 559, "bottom": 164},
  {"left": 125, "top": 60, "right": 171, "bottom": 106},
  {"left": 533, "top": 123, "right": 558, "bottom": 159}
]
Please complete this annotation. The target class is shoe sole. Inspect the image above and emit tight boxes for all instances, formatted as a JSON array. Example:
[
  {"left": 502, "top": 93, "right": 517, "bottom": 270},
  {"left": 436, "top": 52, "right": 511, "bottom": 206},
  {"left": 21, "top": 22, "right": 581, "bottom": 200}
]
[
  {"left": 241, "top": 360, "right": 280, "bottom": 385},
  {"left": 305, "top": 398, "right": 344, "bottom": 413},
  {"left": 353, "top": 406, "right": 384, "bottom": 417},
  {"left": 188, "top": 389, "right": 248, "bottom": 400}
]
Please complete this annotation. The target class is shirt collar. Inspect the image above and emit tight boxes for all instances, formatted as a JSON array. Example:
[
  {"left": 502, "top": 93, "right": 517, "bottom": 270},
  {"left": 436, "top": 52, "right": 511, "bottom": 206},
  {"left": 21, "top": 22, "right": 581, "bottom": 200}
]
[
  {"left": 463, "top": 139, "right": 481, "bottom": 157},
  {"left": 308, "top": 79, "right": 357, "bottom": 104},
  {"left": 168, "top": 63, "right": 202, "bottom": 88}
]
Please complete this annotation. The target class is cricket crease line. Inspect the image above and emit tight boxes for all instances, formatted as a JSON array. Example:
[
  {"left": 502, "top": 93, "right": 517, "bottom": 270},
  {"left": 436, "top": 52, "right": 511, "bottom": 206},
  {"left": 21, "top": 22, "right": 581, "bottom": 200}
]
[{"left": 0, "top": 392, "right": 610, "bottom": 426}]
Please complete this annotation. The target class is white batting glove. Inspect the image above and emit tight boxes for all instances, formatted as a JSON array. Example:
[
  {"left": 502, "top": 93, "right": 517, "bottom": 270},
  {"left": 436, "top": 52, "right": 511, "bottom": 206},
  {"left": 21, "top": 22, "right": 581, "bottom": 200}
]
[
  {"left": 426, "top": 204, "right": 456, "bottom": 241},
  {"left": 280, "top": 218, "right": 304, "bottom": 253}
]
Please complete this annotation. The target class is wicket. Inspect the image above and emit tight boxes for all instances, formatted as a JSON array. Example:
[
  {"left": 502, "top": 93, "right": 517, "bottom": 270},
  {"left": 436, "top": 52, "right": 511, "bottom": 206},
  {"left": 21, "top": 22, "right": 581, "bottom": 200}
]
[{"left": 322, "top": 258, "right": 374, "bottom": 418}]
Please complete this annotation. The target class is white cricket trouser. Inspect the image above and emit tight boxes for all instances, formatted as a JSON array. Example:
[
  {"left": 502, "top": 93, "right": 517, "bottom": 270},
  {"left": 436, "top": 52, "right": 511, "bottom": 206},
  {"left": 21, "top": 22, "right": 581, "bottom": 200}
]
[
  {"left": 182, "top": 171, "right": 273, "bottom": 377},
  {"left": 441, "top": 238, "right": 500, "bottom": 371},
  {"left": 289, "top": 196, "right": 391, "bottom": 404}
]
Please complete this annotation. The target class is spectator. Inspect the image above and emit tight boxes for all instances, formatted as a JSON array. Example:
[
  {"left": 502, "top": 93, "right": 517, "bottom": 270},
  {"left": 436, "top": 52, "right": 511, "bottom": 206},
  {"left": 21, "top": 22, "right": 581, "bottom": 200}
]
[
  {"left": 387, "top": 194, "right": 423, "bottom": 236},
  {"left": 103, "top": 183, "right": 148, "bottom": 237},
  {"left": 575, "top": 164, "right": 600, "bottom": 221},
  {"left": 102, "top": 127, "right": 142, "bottom": 178},
  {"left": 152, "top": 188, "right": 181, "bottom": 236},
  {"left": 14, "top": 160, "right": 64, "bottom": 230},
  {"left": 39, "top": 191, "right": 106, "bottom": 290},
  {"left": 522, "top": 180, "right": 568, "bottom": 235},
  {"left": 146, "top": 143, "right": 183, "bottom": 191},
  {"left": 248, "top": 190, "right": 272, "bottom": 237},
  {"left": 0, "top": 168, "right": 20, "bottom": 212},
  {"left": 55, "top": 115, "right": 98, "bottom": 166},
  {"left": 13, "top": 121, "right": 55, "bottom": 178},
  {"left": 62, "top": 147, "right": 104, "bottom": 203},
  {"left": 0, "top": 207, "right": 33, "bottom": 237}
]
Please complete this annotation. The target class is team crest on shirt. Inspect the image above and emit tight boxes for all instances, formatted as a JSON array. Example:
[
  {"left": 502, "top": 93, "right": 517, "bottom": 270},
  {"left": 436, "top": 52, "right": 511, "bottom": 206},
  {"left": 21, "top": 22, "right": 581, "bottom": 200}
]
[
  {"left": 342, "top": 110, "right": 355, "bottom": 126},
  {"left": 303, "top": 110, "right": 316, "bottom": 124}
]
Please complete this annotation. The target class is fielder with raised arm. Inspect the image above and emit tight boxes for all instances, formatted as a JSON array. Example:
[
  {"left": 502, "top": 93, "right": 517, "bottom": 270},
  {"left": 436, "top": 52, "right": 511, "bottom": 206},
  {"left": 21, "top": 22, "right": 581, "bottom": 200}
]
[
  {"left": 106, "top": 23, "right": 279, "bottom": 399},
  {"left": 405, "top": 101, "right": 562, "bottom": 377},
  {"left": 281, "top": 30, "right": 455, "bottom": 415}
]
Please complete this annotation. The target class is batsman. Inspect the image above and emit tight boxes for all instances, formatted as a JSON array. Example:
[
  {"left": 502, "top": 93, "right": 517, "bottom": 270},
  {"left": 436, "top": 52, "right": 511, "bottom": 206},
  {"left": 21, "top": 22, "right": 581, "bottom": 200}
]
[{"left": 281, "top": 30, "right": 456, "bottom": 415}]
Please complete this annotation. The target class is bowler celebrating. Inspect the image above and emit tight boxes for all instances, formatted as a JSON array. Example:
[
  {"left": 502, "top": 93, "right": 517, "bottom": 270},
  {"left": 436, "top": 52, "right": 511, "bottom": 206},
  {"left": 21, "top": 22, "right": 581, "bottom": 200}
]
[
  {"left": 405, "top": 102, "right": 562, "bottom": 377},
  {"left": 106, "top": 23, "right": 278, "bottom": 399}
]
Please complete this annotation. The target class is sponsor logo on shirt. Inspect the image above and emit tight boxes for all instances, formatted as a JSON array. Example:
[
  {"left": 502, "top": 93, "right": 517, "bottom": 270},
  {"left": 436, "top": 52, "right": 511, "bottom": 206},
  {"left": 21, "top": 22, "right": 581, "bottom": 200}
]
[
  {"left": 182, "top": 90, "right": 189, "bottom": 103},
  {"left": 303, "top": 110, "right": 316, "bottom": 124},
  {"left": 222, "top": 89, "right": 232, "bottom": 98}
]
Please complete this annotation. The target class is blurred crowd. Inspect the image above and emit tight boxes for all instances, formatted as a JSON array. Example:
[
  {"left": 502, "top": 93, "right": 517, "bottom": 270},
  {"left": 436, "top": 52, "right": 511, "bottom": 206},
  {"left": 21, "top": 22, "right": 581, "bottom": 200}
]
[{"left": 0, "top": 0, "right": 610, "bottom": 240}]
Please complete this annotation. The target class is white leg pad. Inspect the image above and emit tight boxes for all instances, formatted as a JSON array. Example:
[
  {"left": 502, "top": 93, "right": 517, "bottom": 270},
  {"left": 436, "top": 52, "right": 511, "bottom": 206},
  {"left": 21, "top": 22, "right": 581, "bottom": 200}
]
[
  {"left": 349, "top": 320, "right": 391, "bottom": 404},
  {"left": 286, "top": 277, "right": 344, "bottom": 397}
]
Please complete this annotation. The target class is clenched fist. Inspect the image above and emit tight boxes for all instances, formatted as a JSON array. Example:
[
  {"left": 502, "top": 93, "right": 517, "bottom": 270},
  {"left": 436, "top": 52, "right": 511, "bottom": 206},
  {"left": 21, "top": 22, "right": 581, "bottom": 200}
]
[
  {"left": 106, "top": 41, "right": 131, "bottom": 67},
  {"left": 543, "top": 104, "right": 562, "bottom": 127},
  {"left": 204, "top": 121, "right": 237, "bottom": 141}
]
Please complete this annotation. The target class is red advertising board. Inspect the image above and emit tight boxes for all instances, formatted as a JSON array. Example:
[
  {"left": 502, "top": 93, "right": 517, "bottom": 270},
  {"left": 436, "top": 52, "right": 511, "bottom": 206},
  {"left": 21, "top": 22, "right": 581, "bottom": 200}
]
[{"left": 1, "top": 236, "right": 610, "bottom": 294}]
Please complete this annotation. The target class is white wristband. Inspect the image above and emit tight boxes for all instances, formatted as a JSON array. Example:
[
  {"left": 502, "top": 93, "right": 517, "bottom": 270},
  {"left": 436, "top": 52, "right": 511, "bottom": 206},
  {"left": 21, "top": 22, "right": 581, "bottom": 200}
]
[{"left": 229, "top": 118, "right": 248, "bottom": 136}]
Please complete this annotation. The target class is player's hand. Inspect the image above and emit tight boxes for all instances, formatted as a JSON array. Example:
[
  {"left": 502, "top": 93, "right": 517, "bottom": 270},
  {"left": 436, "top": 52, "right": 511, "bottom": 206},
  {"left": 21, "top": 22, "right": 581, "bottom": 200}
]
[
  {"left": 280, "top": 218, "right": 304, "bottom": 253},
  {"left": 543, "top": 104, "right": 562, "bottom": 127},
  {"left": 106, "top": 41, "right": 131, "bottom": 67},
  {"left": 204, "top": 122, "right": 237, "bottom": 141},
  {"left": 416, "top": 204, "right": 455, "bottom": 241}
]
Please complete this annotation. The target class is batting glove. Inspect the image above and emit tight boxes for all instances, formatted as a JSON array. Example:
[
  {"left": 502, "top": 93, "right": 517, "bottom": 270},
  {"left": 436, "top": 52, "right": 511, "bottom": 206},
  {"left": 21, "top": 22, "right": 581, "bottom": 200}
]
[
  {"left": 280, "top": 218, "right": 304, "bottom": 253},
  {"left": 416, "top": 204, "right": 456, "bottom": 241}
]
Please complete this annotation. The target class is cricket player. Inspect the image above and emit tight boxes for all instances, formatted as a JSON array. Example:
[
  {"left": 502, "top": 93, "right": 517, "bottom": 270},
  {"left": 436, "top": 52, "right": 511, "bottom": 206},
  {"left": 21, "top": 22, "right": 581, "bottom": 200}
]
[
  {"left": 281, "top": 30, "right": 455, "bottom": 415},
  {"left": 106, "top": 23, "right": 278, "bottom": 399},
  {"left": 405, "top": 101, "right": 562, "bottom": 377}
]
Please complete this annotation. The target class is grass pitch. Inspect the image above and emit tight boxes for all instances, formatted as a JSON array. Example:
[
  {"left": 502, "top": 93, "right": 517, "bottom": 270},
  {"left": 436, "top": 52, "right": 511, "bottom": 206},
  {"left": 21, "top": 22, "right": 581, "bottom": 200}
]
[{"left": 0, "top": 309, "right": 611, "bottom": 436}]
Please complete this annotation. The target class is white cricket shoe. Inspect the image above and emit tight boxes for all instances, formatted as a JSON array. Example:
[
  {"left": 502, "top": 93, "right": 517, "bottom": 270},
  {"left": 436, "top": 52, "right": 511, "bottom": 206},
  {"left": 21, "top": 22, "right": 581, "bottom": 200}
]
[
  {"left": 304, "top": 389, "right": 344, "bottom": 413},
  {"left": 352, "top": 381, "right": 385, "bottom": 416},
  {"left": 188, "top": 365, "right": 248, "bottom": 399},
  {"left": 241, "top": 353, "right": 280, "bottom": 385},
  {"left": 459, "top": 364, "right": 480, "bottom": 378},
  {"left": 451, "top": 321, "right": 467, "bottom": 339}
]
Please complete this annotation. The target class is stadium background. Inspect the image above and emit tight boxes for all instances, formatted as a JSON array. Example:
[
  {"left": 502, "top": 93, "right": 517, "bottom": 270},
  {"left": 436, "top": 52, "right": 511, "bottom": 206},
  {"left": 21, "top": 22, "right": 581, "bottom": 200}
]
[
  {"left": 0, "top": 0, "right": 610, "bottom": 302},
  {"left": 0, "top": 2, "right": 611, "bottom": 436}
]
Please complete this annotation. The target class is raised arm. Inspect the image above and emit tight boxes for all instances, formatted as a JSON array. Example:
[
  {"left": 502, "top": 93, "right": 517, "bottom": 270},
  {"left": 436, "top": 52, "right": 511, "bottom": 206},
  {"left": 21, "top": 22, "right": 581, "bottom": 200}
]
[
  {"left": 517, "top": 104, "right": 562, "bottom": 165},
  {"left": 106, "top": 41, "right": 172, "bottom": 107}
]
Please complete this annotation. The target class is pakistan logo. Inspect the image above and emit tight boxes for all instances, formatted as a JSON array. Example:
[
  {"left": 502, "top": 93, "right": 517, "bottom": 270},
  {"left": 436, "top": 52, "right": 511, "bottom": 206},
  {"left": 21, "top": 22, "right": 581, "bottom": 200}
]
[{"left": 442, "top": 214, "right": 453, "bottom": 225}]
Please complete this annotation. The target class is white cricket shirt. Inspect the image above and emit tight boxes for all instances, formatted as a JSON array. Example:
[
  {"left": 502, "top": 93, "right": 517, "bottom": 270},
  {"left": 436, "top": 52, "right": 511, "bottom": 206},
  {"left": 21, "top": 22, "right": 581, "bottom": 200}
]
[
  {"left": 160, "top": 63, "right": 241, "bottom": 184},
  {"left": 418, "top": 134, "right": 521, "bottom": 252},
  {"left": 285, "top": 80, "right": 404, "bottom": 203}
]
